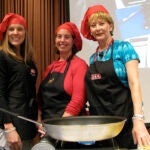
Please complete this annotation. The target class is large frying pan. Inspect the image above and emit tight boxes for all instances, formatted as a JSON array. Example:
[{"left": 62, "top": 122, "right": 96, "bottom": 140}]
[
  {"left": 0, "top": 108, "right": 126, "bottom": 142},
  {"left": 43, "top": 116, "right": 126, "bottom": 142}
]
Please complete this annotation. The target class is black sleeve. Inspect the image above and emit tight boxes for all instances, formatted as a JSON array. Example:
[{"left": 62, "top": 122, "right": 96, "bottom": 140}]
[{"left": 0, "top": 51, "right": 12, "bottom": 124}]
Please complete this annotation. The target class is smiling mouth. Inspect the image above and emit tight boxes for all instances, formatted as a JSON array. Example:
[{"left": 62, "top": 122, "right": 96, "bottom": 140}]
[
  {"left": 12, "top": 39, "right": 20, "bottom": 42},
  {"left": 11, "top": 37, "right": 21, "bottom": 41},
  {"left": 59, "top": 45, "right": 67, "bottom": 50},
  {"left": 95, "top": 33, "right": 103, "bottom": 37}
]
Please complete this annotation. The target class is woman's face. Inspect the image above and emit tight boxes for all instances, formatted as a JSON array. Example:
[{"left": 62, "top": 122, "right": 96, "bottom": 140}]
[
  {"left": 55, "top": 29, "right": 74, "bottom": 55},
  {"left": 7, "top": 24, "right": 25, "bottom": 49},
  {"left": 90, "top": 18, "right": 113, "bottom": 42}
]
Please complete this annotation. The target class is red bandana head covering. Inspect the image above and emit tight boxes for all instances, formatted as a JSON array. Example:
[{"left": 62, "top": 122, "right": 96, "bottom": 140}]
[
  {"left": 81, "top": 5, "right": 109, "bottom": 41},
  {"left": 56, "top": 22, "right": 82, "bottom": 51},
  {"left": 0, "top": 13, "right": 27, "bottom": 40}
]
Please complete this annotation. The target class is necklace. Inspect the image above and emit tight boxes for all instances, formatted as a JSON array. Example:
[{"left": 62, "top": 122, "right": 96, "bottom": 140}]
[
  {"left": 94, "top": 38, "right": 114, "bottom": 61},
  {"left": 97, "top": 49, "right": 108, "bottom": 61}
]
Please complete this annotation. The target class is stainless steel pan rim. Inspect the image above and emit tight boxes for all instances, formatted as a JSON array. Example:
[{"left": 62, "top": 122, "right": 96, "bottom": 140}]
[
  {"left": 43, "top": 116, "right": 126, "bottom": 142},
  {"left": 0, "top": 108, "right": 126, "bottom": 142}
]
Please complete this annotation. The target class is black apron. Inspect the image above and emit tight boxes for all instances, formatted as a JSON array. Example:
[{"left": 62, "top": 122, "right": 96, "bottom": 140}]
[
  {"left": 39, "top": 61, "right": 71, "bottom": 120},
  {"left": 85, "top": 43, "right": 136, "bottom": 148}
]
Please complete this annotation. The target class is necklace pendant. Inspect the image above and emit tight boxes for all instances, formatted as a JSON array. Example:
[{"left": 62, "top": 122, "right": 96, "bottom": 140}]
[{"left": 98, "top": 51, "right": 105, "bottom": 61}]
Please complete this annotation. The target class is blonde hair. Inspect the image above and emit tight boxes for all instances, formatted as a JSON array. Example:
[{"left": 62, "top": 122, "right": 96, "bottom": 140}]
[
  {"left": 0, "top": 31, "right": 35, "bottom": 64},
  {"left": 88, "top": 11, "right": 114, "bottom": 36}
]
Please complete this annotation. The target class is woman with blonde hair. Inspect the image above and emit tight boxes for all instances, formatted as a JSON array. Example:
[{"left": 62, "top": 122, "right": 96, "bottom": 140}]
[
  {"left": 0, "top": 13, "right": 38, "bottom": 150},
  {"left": 81, "top": 4, "right": 150, "bottom": 149}
]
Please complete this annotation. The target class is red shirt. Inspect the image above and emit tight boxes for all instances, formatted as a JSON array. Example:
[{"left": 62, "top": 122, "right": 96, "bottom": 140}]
[{"left": 42, "top": 56, "right": 88, "bottom": 116}]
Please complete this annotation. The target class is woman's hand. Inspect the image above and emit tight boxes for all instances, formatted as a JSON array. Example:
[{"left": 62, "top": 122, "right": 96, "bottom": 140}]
[
  {"left": 132, "top": 119, "right": 150, "bottom": 148},
  {"left": 5, "top": 128, "right": 22, "bottom": 150},
  {"left": 37, "top": 124, "right": 46, "bottom": 138},
  {"left": 62, "top": 112, "right": 73, "bottom": 117},
  {"left": 37, "top": 110, "right": 46, "bottom": 137}
]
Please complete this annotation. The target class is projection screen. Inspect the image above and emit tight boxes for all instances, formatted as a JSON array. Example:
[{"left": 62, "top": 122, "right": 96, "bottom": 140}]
[{"left": 69, "top": 0, "right": 150, "bottom": 123}]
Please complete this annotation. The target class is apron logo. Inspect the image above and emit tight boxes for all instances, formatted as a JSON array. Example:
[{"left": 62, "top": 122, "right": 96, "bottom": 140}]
[
  {"left": 48, "top": 78, "right": 54, "bottom": 84},
  {"left": 91, "top": 73, "right": 102, "bottom": 80},
  {"left": 30, "top": 69, "right": 36, "bottom": 76}
]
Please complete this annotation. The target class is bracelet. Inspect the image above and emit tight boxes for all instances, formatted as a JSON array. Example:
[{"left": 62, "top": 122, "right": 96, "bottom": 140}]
[
  {"left": 132, "top": 114, "right": 145, "bottom": 121},
  {"left": 132, "top": 116, "right": 144, "bottom": 121},
  {"left": 134, "top": 114, "right": 144, "bottom": 118},
  {"left": 5, "top": 127, "right": 16, "bottom": 134}
]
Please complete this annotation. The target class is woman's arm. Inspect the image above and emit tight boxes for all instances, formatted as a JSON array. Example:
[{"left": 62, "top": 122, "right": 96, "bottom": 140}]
[
  {"left": 126, "top": 60, "right": 143, "bottom": 115},
  {"left": 0, "top": 52, "right": 22, "bottom": 150},
  {"left": 63, "top": 59, "right": 88, "bottom": 117},
  {"left": 126, "top": 59, "right": 150, "bottom": 147}
]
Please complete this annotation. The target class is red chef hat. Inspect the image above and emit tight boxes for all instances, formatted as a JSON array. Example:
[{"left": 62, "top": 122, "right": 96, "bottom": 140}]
[
  {"left": 81, "top": 5, "right": 109, "bottom": 41},
  {"left": 56, "top": 22, "right": 82, "bottom": 51},
  {"left": 0, "top": 13, "right": 27, "bottom": 40}
]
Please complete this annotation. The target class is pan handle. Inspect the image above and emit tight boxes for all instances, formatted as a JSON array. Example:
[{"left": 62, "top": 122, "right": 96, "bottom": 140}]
[{"left": 0, "top": 108, "right": 42, "bottom": 126}]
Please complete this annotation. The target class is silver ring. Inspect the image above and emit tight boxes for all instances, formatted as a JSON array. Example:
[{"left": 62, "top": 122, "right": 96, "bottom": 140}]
[{"left": 140, "top": 134, "right": 147, "bottom": 138}]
